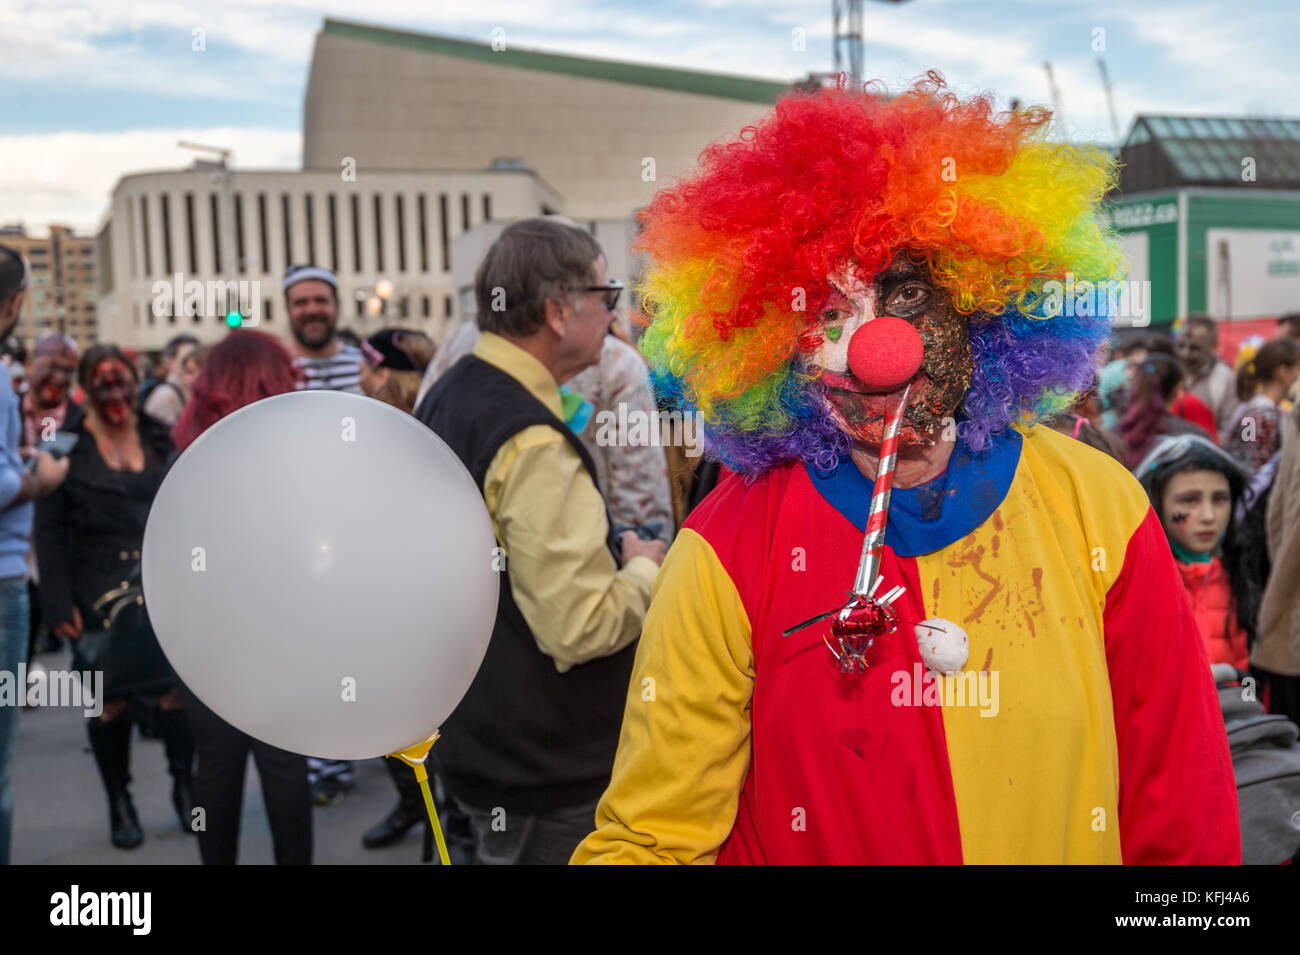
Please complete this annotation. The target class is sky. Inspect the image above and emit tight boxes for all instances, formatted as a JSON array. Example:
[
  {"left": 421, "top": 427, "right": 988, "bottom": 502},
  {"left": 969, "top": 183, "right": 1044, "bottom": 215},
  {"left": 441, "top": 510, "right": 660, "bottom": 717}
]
[{"left": 2, "top": 0, "right": 1297, "bottom": 234}]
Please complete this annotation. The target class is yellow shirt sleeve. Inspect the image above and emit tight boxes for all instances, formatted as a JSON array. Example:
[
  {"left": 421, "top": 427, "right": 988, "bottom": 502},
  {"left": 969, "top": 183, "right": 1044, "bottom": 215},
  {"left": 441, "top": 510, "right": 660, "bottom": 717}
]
[
  {"left": 485, "top": 424, "right": 659, "bottom": 673},
  {"left": 571, "top": 527, "right": 754, "bottom": 864}
]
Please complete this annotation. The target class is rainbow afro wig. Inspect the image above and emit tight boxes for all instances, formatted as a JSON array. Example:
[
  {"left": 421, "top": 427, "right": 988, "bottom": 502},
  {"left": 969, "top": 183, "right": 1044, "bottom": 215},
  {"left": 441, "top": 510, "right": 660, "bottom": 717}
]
[{"left": 638, "top": 72, "right": 1125, "bottom": 476}]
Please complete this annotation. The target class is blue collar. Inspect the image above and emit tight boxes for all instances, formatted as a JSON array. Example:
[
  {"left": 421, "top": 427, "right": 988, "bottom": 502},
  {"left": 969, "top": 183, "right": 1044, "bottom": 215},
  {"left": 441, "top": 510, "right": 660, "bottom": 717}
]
[{"left": 806, "top": 428, "right": 1023, "bottom": 557}]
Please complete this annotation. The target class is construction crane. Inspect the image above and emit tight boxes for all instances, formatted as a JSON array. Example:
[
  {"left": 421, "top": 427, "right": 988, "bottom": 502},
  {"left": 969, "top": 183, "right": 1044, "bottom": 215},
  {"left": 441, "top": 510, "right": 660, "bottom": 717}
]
[
  {"left": 1097, "top": 57, "right": 1122, "bottom": 145},
  {"left": 1043, "top": 61, "right": 1066, "bottom": 135}
]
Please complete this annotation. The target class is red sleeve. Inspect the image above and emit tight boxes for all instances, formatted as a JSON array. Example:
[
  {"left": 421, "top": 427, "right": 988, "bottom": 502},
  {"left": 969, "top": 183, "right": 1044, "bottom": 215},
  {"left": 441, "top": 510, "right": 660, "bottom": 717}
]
[{"left": 1103, "top": 508, "right": 1240, "bottom": 864}]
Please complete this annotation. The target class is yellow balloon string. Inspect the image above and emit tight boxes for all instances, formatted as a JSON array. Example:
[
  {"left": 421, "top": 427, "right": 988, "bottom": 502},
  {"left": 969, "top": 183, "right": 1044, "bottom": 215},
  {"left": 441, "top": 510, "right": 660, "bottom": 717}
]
[{"left": 387, "top": 732, "right": 451, "bottom": 866}]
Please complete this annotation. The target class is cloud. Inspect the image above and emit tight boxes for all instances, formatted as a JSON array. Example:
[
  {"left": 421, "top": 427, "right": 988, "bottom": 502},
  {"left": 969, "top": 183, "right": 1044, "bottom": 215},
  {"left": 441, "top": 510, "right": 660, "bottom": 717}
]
[{"left": 0, "top": 127, "right": 300, "bottom": 234}]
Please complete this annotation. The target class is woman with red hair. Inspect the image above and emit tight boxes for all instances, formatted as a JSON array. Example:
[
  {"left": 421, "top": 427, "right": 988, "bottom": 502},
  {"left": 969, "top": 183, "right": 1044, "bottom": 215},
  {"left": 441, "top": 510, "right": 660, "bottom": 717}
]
[
  {"left": 171, "top": 330, "right": 300, "bottom": 451},
  {"left": 171, "top": 330, "right": 313, "bottom": 865}
]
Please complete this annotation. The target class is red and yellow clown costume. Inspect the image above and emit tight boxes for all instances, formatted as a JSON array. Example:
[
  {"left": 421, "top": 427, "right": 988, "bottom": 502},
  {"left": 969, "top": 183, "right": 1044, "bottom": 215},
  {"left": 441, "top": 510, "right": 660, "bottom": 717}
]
[{"left": 572, "top": 77, "right": 1240, "bottom": 864}]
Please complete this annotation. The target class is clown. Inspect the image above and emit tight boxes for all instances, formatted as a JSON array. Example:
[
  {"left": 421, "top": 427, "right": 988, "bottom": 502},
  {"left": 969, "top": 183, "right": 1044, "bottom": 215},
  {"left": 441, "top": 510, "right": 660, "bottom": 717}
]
[{"left": 572, "top": 76, "right": 1239, "bottom": 864}]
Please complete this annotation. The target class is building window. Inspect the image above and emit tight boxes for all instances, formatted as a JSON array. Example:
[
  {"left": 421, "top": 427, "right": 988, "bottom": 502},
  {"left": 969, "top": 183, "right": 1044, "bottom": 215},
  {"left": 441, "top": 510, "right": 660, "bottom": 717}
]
[
  {"left": 327, "top": 194, "right": 339, "bottom": 273},
  {"left": 399, "top": 296, "right": 409, "bottom": 319},
  {"left": 418, "top": 195, "right": 429, "bottom": 273},
  {"left": 264, "top": 299, "right": 272, "bottom": 323},
  {"left": 210, "top": 192, "right": 222, "bottom": 274},
  {"left": 234, "top": 193, "right": 246, "bottom": 274},
  {"left": 126, "top": 200, "right": 137, "bottom": 277},
  {"left": 438, "top": 194, "right": 450, "bottom": 272},
  {"left": 160, "top": 194, "right": 173, "bottom": 274},
  {"left": 460, "top": 193, "right": 470, "bottom": 232},
  {"left": 350, "top": 194, "right": 362, "bottom": 273},
  {"left": 355, "top": 296, "right": 364, "bottom": 317},
  {"left": 257, "top": 193, "right": 270, "bottom": 274},
  {"left": 482, "top": 194, "right": 492, "bottom": 221},
  {"left": 185, "top": 192, "right": 198, "bottom": 274},
  {"left": 373, "top": 194, "right": 384, "bottom": 274},
  {"left": 421, "top": 295, "right": 430, "bottom": 318},
  {"left": 140, "top": 196, "right": 152, "bottom": 275},
  {"left": 444, "top": 295, "right": 452, "bottom": 318},
  {"left": 395, "top": 195, "right": 407, "bottom": 273},
  {"left": 281, "top": 193, "right": 292, "bottom": 272},
  {"left": 304, "top": 193, "right": 316, "bottom": 266}
]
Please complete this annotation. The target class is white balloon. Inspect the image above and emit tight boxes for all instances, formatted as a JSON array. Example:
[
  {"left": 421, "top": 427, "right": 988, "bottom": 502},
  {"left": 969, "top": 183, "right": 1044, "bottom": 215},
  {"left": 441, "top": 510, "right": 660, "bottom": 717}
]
[{"left": 142, "top": 391, "right": 498, "bottom": 760}]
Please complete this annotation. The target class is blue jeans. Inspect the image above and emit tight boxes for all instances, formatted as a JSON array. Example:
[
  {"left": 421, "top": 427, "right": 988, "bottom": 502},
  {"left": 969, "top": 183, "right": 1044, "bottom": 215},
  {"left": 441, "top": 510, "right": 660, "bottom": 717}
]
[{"left": 0, "top": 575, "right": 30, "bottom": 865}]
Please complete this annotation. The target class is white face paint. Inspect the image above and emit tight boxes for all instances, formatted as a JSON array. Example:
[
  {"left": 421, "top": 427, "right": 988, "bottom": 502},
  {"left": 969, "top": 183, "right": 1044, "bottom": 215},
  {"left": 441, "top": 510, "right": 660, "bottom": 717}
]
[{"left": 812, "top": 268, "right": 875, "bottom": 376}]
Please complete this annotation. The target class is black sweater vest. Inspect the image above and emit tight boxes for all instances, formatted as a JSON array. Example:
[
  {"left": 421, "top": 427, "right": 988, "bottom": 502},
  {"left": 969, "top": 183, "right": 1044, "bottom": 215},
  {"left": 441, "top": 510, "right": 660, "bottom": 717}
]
[{"left": 416, "top": 353, "right": 637, "bottom": 815}]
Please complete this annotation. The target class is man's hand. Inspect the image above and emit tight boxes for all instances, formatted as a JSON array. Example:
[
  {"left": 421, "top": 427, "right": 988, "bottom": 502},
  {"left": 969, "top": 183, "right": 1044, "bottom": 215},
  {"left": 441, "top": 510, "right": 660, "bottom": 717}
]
[
  {"left": 32, "top": 451, "right": 69, "bottom": 494},
  {"left": 53, "top": 607, "right": 82, "bottom": 640},
  {"left": 621, "top": 530, "right": 667, "bottom": 566}
]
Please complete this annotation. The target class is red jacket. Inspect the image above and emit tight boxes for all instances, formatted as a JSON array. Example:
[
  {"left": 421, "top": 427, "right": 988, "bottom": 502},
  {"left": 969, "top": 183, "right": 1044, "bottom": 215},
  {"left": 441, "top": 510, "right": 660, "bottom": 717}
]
[
  {"left": 1177, "top": 557, "right": 1249, "bottom": 670},
  {"left": 1172, "top": 392, "right": 1219, "bottom": 443}
]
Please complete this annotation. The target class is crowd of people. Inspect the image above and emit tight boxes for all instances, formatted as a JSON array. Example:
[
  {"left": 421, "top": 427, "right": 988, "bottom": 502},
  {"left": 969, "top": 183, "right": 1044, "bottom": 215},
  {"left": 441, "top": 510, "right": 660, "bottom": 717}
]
[{"left": 1, "top": 127, "right": 1299, "bottom": 862}]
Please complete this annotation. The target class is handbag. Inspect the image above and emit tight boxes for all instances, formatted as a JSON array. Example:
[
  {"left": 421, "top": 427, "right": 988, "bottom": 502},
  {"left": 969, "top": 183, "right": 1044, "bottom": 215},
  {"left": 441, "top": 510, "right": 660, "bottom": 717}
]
[{"left": 75, "top": 566, "right": 174, "bottom": 698}]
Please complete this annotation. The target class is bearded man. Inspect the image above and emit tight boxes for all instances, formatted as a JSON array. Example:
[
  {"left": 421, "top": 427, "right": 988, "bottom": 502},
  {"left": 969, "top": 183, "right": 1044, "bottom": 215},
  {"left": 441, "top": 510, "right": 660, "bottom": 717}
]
[{"left": 572, "top": 77, "right": 1239, "bottom": 865}]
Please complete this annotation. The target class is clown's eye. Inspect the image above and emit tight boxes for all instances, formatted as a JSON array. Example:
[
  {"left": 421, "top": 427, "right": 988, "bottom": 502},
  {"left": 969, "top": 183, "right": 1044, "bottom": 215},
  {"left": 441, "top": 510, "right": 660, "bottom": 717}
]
[
  {"left": 887, "top": 282, "right": 931, "bottom": 311},
  {"left": 825, "top": 326, "right": 843, "bottom": 342}
]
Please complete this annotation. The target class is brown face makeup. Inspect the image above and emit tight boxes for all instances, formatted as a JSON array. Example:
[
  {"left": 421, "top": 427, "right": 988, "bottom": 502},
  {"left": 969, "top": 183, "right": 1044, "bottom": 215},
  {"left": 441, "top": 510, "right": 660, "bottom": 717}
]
[
  {"left": 813, "top": 254, "right": 973, "bottom": 447},
  {"left": 89, "top": 359, "right": 136, "bottom": 425}
]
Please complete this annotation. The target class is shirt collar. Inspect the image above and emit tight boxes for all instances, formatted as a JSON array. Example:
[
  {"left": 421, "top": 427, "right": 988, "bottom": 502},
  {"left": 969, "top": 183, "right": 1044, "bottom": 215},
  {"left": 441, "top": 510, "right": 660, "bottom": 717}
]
[
  {"left": 806, "top": 426, "right": 1023, "bottom": 557},
  {"left": 472, "top": 330, "right": 565, "bottom": 420}
]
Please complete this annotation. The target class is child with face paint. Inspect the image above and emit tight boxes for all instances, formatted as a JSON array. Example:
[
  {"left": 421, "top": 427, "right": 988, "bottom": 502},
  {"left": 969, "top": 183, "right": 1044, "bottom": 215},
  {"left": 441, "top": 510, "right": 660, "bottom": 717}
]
[
  {"left": 32, "top": 345, "right": 192, "bottom": 851},
  {"left": 1137, "top": 435, "right": 1260, "bottom": 670}
]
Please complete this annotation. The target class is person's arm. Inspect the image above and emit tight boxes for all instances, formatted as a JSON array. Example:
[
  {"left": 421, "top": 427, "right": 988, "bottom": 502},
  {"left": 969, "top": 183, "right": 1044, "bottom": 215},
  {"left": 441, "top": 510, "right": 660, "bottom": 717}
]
[
  {"left": 605, "top": 358, "right": 677, "bottom": 545},
  {"left": 2, "top": 452, "right": 66, "bottom": 509},
  {"left": 487, "top": 426, "right": 659, "bottom": 672},
  {"left": 572, "top": 528, "right": 754, "bottom": 863},
  {"left": 1102, "top": 507, "right": 1241, "bottom": 863}
]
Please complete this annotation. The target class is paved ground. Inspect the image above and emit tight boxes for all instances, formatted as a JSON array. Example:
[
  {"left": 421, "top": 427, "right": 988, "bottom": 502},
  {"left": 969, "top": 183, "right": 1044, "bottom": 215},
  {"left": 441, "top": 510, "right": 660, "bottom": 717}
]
[{"left": 11, "top": 650, "right": 435, "bottom": 865}]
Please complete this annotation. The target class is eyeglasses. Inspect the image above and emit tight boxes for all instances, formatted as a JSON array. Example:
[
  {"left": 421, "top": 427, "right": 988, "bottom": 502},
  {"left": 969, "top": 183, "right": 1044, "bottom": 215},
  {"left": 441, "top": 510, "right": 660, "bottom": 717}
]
[{"left": 582, "top": 279, "right": 624, "bottom": 312}]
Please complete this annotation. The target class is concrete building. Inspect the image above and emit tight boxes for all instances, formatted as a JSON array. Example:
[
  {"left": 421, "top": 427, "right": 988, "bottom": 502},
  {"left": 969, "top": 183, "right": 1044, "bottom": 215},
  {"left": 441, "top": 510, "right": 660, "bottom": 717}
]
[
  {"left": 97, "top": 17, "right": 794, "bottom": 352},
  {"left": 303, "top": 18, "right": 788, "bottom": 221},
  {"left": 97, "top": 164, "right": 560, "bottom": 351},
  {"left": 0, "top": 224, "right": 97, "bottom": 349}
]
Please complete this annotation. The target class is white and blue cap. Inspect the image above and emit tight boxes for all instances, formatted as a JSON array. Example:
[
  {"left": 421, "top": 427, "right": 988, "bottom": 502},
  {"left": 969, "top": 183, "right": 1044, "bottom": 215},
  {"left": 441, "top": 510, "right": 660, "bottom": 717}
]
[{"left": 282, "top": 264, "right": 338, "bottom": 293}]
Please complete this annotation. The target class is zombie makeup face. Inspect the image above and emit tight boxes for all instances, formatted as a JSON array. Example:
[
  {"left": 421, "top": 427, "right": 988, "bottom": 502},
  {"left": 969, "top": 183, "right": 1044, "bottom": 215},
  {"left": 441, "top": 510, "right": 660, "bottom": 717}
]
[
  {"left": 1175, "top": 325, "right": 1216, "bottom": 376},
  {"left": 89, "top": 359, "right": 136, "bottom": 426},
  {"left": 811, "top": 254, "right": 973, "bottom": 446},
  {"left": 29, "top": 347, "right": 77, "bottom": 409},
  {"left": 1160, "top": 469, "right": 1231, "bottom": 556}
]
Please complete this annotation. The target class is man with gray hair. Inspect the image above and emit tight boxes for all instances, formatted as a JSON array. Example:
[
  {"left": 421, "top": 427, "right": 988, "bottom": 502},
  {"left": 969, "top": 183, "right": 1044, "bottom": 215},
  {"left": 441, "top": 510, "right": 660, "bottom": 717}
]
[{"left": 416, "top": 218, "right": 665, "bottom": 864}]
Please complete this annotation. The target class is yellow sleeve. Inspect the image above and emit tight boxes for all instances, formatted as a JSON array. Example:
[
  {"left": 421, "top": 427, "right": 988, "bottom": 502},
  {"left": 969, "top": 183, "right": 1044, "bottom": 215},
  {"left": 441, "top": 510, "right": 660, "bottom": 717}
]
[
  {"left": 484, "top": 425, "right": 659, "bottom": 673},
  {"left": 571, "top": 527, "right": 754, "bottom": 864}
]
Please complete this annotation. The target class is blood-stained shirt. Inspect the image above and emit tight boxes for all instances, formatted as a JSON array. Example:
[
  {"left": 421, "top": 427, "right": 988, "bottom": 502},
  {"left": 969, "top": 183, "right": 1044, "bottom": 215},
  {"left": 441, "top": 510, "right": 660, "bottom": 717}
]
[{"left": 573, "top": 424, "right": 1240, "bottom": 864}]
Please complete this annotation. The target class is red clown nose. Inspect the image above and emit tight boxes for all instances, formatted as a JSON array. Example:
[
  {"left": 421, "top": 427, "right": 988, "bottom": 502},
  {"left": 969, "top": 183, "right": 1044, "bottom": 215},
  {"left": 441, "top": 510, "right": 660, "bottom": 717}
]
[{"left": 847, "top": 315, "right": 924, "bottom": 392}]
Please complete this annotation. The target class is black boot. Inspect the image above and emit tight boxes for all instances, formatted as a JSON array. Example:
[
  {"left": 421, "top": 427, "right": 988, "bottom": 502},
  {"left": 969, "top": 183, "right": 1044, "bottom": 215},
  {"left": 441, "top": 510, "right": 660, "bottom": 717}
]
[
  {"left": 362, "top": 758, "right": 425, "bottom": 849},
  {"left": 157, "top": 707, "right": 196, "bottom": 835},
  {"left": 86, "top": 715, "right": 143, "bottom": 849}
]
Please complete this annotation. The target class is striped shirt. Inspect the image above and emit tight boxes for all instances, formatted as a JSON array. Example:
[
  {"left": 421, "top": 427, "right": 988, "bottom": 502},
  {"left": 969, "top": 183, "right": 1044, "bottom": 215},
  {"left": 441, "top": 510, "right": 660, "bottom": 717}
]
[{"left": 294, "top": 343, "right": 363, "bottom": 394}]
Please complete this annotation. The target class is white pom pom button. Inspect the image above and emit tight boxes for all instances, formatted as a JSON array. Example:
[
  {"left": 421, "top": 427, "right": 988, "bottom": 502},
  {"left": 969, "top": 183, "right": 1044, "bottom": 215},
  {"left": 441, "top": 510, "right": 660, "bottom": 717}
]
[{"left": 915, "top": 617, "right": 969, "bottom": 675}]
